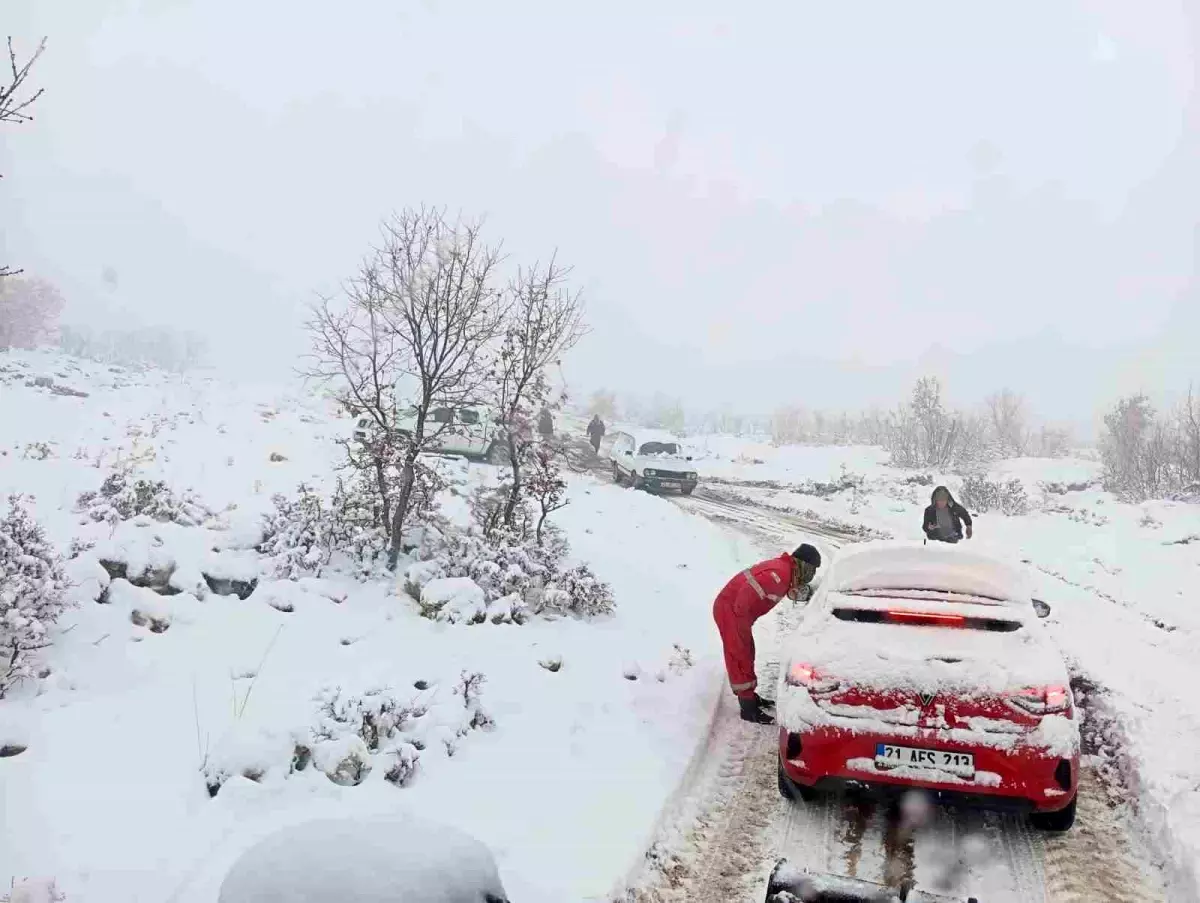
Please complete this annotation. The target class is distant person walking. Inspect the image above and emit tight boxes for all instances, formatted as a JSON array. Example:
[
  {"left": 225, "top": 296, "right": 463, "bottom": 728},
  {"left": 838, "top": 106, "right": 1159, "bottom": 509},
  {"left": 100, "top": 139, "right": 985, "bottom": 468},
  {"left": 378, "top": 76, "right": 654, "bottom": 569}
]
[
  {"left": 538, "top": 409, "right": 554, "bottom": 441},
  {"left": 587, "top": 415, "right": 606, "bottom": 454},
  {"left": 923, "top": 485, "right": 973, "bottom": 543}
]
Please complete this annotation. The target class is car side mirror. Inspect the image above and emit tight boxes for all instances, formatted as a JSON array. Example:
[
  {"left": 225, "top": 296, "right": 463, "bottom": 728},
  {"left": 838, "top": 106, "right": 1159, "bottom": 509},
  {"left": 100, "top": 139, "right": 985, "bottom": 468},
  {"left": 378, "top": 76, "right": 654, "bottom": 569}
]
[
  {"left": 623, "top": 450, "right": 632, "bottom": 456},
  {"left": 1032, "top": 598, "right": 1051, "bottom": 619},
  {"left": 686, "top": 456, "right": 693, "bottom": 461}
]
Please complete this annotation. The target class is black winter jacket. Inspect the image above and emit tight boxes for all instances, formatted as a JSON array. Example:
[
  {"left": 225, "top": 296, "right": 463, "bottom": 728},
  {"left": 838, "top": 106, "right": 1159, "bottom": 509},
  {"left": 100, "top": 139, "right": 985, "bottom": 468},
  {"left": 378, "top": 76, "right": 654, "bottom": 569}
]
[{"left": 922, "top": 488, "right": 972, "bottom": 542}]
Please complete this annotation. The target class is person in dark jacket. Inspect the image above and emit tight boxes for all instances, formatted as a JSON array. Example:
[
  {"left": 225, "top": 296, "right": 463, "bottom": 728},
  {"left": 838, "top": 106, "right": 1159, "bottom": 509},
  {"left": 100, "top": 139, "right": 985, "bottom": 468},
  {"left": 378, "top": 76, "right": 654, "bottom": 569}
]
[
  {"left": 586, "top": 415, "right": 606, "bottom": 454},
  {"left": 537, "top": 409, "right": 554, "bottom": 440},
  {"left": 923, "top": 485, "right": 973, "bottom": 543}
]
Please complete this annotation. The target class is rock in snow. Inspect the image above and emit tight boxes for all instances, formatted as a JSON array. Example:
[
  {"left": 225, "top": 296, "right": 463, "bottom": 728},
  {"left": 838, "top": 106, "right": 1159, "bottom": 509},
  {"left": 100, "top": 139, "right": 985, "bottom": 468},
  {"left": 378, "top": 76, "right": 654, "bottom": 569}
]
[{"left": 217, "top": 815, "right": 509, "bottom": 903}]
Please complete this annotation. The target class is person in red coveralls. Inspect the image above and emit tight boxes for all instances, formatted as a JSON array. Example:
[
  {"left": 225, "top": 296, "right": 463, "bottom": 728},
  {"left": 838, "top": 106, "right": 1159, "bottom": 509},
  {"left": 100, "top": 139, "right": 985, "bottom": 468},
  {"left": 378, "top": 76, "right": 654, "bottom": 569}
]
[{"left": 713, "top": 544, "right": 822, "bottom": 724}]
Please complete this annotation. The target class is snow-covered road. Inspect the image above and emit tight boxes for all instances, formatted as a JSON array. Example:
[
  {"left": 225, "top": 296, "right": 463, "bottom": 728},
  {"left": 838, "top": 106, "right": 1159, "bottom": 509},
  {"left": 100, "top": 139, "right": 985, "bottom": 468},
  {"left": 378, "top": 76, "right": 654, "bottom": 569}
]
[{"left": 622, "top": 485, "right": 1166, "bottom": 903}]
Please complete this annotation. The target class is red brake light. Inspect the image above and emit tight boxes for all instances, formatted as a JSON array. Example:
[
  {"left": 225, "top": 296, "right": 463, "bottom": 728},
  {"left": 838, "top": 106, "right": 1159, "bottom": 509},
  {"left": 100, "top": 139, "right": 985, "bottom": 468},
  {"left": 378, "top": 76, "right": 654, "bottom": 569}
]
[
  {"left": 1007, "top": 685, "right": 1072, "bottom": 716},
  {"left": 788, "top": 663, "right": 816, "bottom": 686},
  {"left": 786, "top": 662, "right": 839, "bottom": 694},
  {"left": 886, "top": 610, "right": 966, "bottom": 625}
]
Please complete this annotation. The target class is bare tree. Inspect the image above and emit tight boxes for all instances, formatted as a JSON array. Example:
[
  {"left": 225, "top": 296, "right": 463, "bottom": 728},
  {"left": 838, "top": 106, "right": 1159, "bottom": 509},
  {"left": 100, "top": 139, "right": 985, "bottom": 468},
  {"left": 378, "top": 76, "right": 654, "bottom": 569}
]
[
  {"left": 0, "top": 276, "right": 64, "bottom": 350},
  {"left": 985, "top": 388, "right": 1030, "bottom": 457},
  {"left": 1176, "top": 385, "right": 1200, "bottom": 487},
  {"left": 306, "top": 208, "right": 506, "bottom": 566},
  {"left": 1, "top": 37, "right": 47, "bottom": 280},
  {"left": 526, "top": 445, "right": 569, "bottom": 546},
  {"left": 490, "top": 255, "right": 586, "bottom": 528}
]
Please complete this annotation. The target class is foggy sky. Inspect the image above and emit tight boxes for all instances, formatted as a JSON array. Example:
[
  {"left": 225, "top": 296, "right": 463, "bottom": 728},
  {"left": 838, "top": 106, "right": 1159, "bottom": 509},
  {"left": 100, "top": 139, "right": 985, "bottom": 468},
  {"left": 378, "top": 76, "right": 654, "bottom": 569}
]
[{"left": 3, "top": 1, "right": 1196, "bottom": 430}]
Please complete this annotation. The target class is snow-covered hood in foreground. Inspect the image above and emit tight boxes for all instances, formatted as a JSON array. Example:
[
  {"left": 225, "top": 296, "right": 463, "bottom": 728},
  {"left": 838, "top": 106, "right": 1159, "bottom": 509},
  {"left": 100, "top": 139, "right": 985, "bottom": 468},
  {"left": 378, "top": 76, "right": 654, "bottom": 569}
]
[{"left": 218, "top": 815, "right": 508, "bottom": 903}]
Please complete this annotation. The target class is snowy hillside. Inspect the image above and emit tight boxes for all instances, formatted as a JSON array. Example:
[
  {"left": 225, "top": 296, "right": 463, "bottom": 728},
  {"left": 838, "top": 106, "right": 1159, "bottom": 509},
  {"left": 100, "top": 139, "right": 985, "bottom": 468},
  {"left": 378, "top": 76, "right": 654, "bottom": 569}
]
[
  {"left": 0, "top": 350, "right": 760, "bottom": 902},
  {"left": 2, "top": 350, "right": 1198, "bottom": 901}
]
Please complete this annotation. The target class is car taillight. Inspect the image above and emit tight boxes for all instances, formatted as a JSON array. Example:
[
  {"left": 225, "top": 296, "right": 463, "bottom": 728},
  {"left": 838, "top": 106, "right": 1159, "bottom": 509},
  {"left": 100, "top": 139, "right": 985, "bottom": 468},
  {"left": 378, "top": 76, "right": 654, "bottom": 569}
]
[
  {"left": 786, "top": 662, "right": 839, "bottom": 694},
  {"left": 1007, "top": 685, "right": 1072, "bottom": 716},
  {"left": 886, "top": 610, "right": 966, "bottom": 626}
]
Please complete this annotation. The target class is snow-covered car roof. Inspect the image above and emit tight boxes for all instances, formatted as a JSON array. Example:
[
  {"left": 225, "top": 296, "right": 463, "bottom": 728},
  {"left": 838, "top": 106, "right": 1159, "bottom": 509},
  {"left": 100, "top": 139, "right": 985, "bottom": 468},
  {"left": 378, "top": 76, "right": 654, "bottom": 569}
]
[
  {"left": 822, "top": 540, "right": 1033, "bottom": 605},
  {"left": 622, "top": 428, "right": 687, "bottom": 448}
]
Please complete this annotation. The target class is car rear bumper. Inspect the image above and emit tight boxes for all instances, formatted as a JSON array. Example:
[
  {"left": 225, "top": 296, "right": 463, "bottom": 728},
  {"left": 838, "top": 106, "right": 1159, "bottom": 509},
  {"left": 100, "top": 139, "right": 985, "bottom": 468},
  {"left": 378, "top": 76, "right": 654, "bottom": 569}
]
[{"left": 779, "top": 725, "right": 1077, "bottom": 814}]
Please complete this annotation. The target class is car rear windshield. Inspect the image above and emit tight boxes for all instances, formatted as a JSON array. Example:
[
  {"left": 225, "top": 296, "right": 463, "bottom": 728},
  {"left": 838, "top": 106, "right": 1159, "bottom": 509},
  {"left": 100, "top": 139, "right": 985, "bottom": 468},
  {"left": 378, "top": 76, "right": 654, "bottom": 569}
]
[
  {"left": 458, "top": 409, "right": 480, "bottom": 424},
  {"left": 832, "top": 606, "right": 1022, "bottom": 633},
  {"left": 639, "top": 442, "right": 679, "bottom": 455}
]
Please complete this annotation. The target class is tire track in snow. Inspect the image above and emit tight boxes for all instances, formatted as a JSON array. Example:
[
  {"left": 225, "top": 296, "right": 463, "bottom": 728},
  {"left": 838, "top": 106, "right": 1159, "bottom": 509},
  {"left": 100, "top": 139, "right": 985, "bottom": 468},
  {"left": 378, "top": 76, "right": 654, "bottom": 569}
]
[{"left": 1041, "top": 770, "right": 1165, "bottom": 903}]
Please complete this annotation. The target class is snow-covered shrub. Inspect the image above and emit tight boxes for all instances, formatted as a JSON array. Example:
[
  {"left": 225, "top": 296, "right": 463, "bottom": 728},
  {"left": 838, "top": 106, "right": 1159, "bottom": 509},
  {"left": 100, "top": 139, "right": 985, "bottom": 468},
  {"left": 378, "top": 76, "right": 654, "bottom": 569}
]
[
  {"left": 22, "top": 442, "right": 53, "bottom": 461},
  {"left": 310, "top": 687, "right": 426, "bottom": 787},
  {"left": 1100, "top": 391, "right": 1200, "bottom": 500},
  {"left": 75, "top": 468, "right": 211, "bottom": 526},
  {"left": 0, "top": 497, "right": 71, "bottom": 698},
  {"left": 451, "top": 670, "right": 494, "bottom": 737},
  {"left": 407, "top": 522, "right": 613, "bottom": 621},
  {"left": 258, "top": 481, "right": 388, "bottom": 580},
  {"left": 535, "top": 562, "right": 615, "bottom": 618},
  {"left": 958, "top": 474, "right": 1030, "bottom": 516}
]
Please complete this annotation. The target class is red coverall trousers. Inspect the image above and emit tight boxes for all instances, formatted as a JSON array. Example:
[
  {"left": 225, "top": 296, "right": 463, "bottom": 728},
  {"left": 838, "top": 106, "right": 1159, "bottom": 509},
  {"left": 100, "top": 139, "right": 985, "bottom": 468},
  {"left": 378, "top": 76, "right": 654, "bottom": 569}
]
[{"left": 712, "top": 554, "right": 795, "bottom": 699}]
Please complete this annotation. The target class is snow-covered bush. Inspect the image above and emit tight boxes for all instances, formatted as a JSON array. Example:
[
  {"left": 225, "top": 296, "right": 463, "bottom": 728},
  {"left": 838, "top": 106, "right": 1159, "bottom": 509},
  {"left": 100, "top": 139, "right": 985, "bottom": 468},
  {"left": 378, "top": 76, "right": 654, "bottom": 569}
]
[
  {"left": 0, "top": 496, "right": 71, "bottom": 698},
  {"left": 309, "top": 687, "right": 426, "bottom": 787},
  {"left": 1101, "top": 391, "right": 1200, "bottom": 500},
  {"left": 536, "top": 562, "right": 615, "bottom": 618},
  {"left": 407, "top": 522, "right": 613, "bottom": 621},
  {"left": 75, "top": 468, "right": 211, "bottom": 526},
  {"left": 258, "top": 481, "right": 389, "bottom": 580},
  {"left": 958, "top": 474, "right": 1030, "bottom": 516},
  {"left": 22, "top": 442, "right": 53, "bottom": 461}
]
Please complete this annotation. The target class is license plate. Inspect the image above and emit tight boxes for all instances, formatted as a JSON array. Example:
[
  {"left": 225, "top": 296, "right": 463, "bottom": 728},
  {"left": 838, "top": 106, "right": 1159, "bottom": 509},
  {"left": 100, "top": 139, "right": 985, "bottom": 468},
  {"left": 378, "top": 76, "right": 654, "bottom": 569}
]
[
  {"left": 657, "top": 480, "right": 680, "bottom": 489},
  {"left": 874, "top": 743, "right": 975, "bottom": 778}
]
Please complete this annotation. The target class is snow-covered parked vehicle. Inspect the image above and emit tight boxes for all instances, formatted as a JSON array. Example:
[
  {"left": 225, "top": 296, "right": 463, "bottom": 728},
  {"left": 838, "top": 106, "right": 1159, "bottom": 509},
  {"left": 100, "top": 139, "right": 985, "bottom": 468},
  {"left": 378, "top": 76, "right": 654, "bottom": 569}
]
[
  {"left": 218, "top": 815, "right": 510, "bottom": 903},
  {"left": 776, "top": 541, "right": 1080, "bottom": 831},
  {"left": 353, "top": 405, "right": 505, "bottom": 462},
  {"left": 608, "top": 428, "right": 698, "bottom": 494}
]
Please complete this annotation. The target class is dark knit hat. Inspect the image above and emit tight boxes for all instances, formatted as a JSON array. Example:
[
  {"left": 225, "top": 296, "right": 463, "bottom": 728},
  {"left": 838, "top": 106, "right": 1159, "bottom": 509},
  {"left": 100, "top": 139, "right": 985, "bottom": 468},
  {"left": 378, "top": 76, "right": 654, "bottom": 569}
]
[{"left": 792, "top": 543, "right": 821, "bottom": 568}]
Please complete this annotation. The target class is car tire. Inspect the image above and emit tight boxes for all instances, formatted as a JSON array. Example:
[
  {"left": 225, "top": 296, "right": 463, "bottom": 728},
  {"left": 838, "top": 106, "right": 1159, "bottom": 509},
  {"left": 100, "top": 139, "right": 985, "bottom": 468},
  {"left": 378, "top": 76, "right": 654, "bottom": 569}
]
[
  {"left": 612, "top": 464, "right": 623, "bottom": 485},
  {"left": 1030, "top": 796, "right": 1076, "bottom": 832},
  {"left": 681, "top": 485, "right": 695, "bottom": 496},
  {"left": 778, "top": 761, "right": 818, "bottom": 803}
]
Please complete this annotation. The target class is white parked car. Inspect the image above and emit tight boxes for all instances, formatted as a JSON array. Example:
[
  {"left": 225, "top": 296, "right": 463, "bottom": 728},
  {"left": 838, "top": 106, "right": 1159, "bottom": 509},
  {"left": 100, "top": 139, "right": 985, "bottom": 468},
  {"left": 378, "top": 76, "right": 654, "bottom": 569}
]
[
  {"left": 608, "top": 428, "right": 699, "bottom": 494},
  {"left": 353, "top": 406, "right": 505, "bottom": 462}
]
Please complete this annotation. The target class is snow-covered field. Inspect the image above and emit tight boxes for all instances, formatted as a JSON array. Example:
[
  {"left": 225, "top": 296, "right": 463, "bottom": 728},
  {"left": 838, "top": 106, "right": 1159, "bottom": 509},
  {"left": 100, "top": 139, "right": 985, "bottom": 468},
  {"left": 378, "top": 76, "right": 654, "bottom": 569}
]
[
  {"left": 3, "top": 351, "right": 1198, "bottom": 901},
  {"left": 0, "top": 351, "right": 762, "bottom": 902}
]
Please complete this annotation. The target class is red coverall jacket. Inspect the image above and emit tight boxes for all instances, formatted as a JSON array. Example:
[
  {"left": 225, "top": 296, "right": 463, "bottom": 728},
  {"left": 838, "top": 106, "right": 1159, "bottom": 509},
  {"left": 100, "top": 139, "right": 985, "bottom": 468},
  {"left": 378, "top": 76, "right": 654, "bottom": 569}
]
[{"left": 712, "top": 553, "right": 796, "bottom": 699}]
